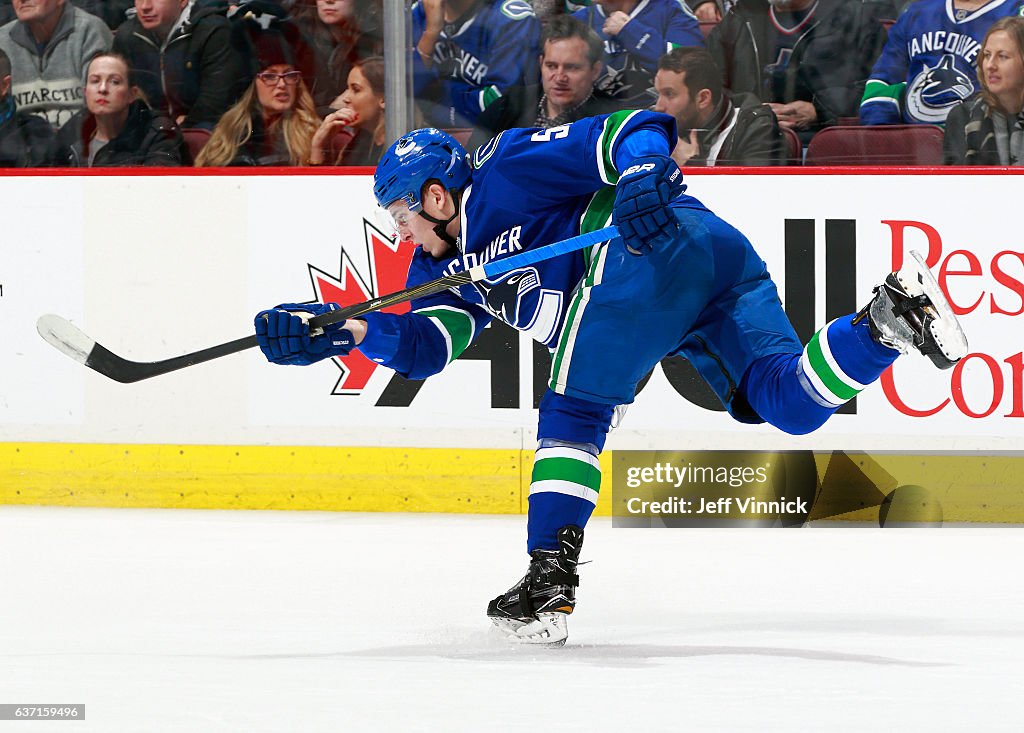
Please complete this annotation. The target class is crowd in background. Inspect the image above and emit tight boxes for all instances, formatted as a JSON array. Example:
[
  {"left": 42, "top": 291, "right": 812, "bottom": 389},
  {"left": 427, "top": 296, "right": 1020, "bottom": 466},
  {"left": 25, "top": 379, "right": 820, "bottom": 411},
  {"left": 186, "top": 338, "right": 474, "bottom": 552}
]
[{"left": 0, "top": 0, "right": 1022, "bottom": 168}]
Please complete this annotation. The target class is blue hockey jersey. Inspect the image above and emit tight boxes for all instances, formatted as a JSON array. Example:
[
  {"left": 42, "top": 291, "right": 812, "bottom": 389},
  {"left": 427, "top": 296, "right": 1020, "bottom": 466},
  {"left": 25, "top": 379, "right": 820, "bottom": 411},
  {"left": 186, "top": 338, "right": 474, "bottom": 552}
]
[
  {"left": 861, "top": 0, "right": 1024, "bottom": 125},
  {"left": 412, "top": 0, "right": 542, "bottom": 128},
  {"left": 573, "top": 0, "right": 704, "bottom": 107},
  {"left": 358, "top": 111, "right": 680, "bottom": 381}
]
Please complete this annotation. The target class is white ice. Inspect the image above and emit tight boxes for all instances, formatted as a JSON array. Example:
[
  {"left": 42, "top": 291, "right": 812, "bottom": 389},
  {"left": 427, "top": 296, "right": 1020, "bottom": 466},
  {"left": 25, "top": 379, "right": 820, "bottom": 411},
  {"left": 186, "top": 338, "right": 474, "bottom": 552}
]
[{"left": 1, "top": 506, "right": 1022, "bottom": 732}]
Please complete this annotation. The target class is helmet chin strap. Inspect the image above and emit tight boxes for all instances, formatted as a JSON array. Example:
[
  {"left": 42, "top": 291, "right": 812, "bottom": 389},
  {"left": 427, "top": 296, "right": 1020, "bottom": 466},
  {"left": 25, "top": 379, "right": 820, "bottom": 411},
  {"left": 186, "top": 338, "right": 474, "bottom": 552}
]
[{"left": 418, "top": 189, "right": 462, "bottom": 252}]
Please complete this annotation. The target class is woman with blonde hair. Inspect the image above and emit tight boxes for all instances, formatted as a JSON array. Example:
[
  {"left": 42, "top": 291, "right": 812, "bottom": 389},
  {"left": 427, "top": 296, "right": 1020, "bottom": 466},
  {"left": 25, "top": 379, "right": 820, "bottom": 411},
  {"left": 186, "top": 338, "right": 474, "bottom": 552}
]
[
  {"left": 944, "top": 16, "right": 1024, "bottom": 166},
  {"left": 197, "top": 18, "right": 321, "bottom": 166}
]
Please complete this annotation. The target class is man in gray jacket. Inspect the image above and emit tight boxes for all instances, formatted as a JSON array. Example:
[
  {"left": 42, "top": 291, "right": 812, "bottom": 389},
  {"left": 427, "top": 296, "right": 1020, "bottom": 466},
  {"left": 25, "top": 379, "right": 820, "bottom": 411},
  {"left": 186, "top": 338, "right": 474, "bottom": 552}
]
[{"left": 0, "top": 0, "right": 112, "bottom": 128}]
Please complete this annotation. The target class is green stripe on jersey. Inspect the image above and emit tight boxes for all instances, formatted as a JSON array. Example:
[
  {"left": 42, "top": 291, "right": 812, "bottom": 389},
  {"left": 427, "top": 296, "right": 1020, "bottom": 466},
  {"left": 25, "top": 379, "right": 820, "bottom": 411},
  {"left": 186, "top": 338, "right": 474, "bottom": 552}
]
[
  {"left": 416, "top": 306, "right": 476, "bottom": 363},
  {"left": 481, "top": 85, "right": 502, "bottom": 110},
  {"left": 861, "top": 80, "right": 905, "bottom": 104},
  {"left": 597, "top": 110, "right": 642, "bottom": 184}
]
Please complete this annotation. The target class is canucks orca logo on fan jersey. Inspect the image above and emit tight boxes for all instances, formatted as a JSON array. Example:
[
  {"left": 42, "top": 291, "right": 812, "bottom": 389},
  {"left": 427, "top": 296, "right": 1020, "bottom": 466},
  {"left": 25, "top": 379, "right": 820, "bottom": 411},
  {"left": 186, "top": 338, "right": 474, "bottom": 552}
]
[{"left": 905, "top": 54, "right": 974, "bottom": 123}]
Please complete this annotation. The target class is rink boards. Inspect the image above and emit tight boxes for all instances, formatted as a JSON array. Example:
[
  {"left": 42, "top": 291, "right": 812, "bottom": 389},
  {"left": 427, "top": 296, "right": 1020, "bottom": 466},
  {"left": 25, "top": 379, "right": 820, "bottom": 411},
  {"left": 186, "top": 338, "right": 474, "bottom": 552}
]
[{"left": 1, "top": 168, "right": 1023, "bottom": 522}]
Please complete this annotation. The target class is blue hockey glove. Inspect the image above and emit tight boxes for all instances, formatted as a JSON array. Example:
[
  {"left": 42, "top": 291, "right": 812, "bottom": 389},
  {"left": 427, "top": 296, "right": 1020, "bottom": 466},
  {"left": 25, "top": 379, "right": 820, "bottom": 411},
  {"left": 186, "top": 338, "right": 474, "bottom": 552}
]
[
  {"left": 254, "top": 303, "right": 356, "bottom": 366},
  {"left": 612, "top": 154, "right": 684, "bottom": 255}
]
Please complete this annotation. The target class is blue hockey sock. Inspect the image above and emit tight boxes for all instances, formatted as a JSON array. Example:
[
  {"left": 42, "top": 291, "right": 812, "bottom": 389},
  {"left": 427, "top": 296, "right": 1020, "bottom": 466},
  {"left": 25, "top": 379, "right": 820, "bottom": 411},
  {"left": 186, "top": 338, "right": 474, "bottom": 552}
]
[
  {"left": 527, "top": 444, "right": 600, "bottom": 553},
  {"left": 741, "top": 316, "right": 899, "bottom": 435},
  {"left": 799, "top": 315, "right": 899, "bottom": 406}
]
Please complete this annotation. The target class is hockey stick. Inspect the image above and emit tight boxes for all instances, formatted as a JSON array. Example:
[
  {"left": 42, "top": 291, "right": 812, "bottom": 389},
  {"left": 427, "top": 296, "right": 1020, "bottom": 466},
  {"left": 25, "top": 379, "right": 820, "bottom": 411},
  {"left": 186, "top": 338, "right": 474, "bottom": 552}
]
[{"left": 36, "top": 225, "right": 619, "bottom": 384}]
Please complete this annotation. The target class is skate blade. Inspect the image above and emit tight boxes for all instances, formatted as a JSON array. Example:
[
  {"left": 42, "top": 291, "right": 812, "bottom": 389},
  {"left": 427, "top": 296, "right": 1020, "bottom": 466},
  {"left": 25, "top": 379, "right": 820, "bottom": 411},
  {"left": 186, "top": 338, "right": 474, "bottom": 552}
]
[
  {"left": 899, "top": 250, "right": 969, "bottom": 366},
  {"left": 491, "top": 613, "right": 568, "bottom": 647}
]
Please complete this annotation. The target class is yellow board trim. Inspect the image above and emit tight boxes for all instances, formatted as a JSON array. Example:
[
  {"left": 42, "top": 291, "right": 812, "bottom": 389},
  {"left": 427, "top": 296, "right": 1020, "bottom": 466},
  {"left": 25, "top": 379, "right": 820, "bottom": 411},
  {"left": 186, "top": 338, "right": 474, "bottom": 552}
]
[
  {"left": 2, "top": 444, "right": 1022, "bottom": 523},
  {"left": 0, "top": 443, "right": 520, "bottom": 513}
]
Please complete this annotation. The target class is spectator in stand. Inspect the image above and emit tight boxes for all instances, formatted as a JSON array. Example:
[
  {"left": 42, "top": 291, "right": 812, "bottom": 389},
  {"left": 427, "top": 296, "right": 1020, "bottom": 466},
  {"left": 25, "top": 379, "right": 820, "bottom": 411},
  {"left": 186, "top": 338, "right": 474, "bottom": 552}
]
[
  {"left": 654, "top": 46, "right": 785, "bottom": 165},
  {"left": 468, "top": 15, "right": 618, "bottom": 150},
  {"left": 707, "top": 0, "right": 894, "bottom": 136},
  {"left": 573, "top": 0, "right": 704, "bottom": 110},
  {"left": 945, "top": 16, "right": 1024, "bottom": 164},
  {"left": 686, "top": 0, "right": 732, "bottom": 22},
  {"left": 75, "top": 0, "right": 133, "bottom": 29},
  {"left": 196, "top": 15, "right": 319, "bottom": 165},
  {"left": 54, "top": 51, "right": 185, "bottom": 165},
  {"left": 0, "top": 0, "right": 112, "bottom": 129},
  {"left": 413, "top": 0, "right": 542, "bottom": 128},
  {"left": 309, "top": 55, "right": 384, "bottom": 165},
  {"left": 861, "top": 0, "right": 1024, "bottom": 126},
  {"left": 113, "top": 0, "right": 245, "bottom": 129},
  {"left": 0, "top": 46, "right": 58, "bottom": 165},
  {"left": 289, "top": 0, "right": 382, "bottom": 111}
]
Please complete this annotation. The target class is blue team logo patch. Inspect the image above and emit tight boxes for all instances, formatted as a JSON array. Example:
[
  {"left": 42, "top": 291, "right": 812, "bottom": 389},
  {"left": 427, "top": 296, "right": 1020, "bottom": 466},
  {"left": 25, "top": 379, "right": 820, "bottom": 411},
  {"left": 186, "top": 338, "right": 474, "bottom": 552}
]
[
  {"left": 474, "top": 267, "right": 540, "bottom": 323},
  {"left": 906, "top": 54, "right": 974, "bottom": 123}
]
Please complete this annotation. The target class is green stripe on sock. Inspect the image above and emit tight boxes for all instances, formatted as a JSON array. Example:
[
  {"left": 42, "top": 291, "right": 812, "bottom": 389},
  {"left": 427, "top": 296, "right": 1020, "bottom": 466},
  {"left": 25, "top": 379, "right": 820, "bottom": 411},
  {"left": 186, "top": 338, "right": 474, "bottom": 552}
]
[
  {"left": 532, "top": 456, "right": 602, "bottom": 492},
  {"left": 806, "top": 332, "right": 860, "bottom": 402}
]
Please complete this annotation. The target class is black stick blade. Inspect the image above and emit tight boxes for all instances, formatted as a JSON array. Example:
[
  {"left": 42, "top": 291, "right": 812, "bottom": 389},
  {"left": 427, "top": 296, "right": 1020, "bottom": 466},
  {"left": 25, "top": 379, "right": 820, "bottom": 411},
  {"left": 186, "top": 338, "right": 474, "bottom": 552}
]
[{"left": 37, "top": 314, "right": 257, "bottom": 383}]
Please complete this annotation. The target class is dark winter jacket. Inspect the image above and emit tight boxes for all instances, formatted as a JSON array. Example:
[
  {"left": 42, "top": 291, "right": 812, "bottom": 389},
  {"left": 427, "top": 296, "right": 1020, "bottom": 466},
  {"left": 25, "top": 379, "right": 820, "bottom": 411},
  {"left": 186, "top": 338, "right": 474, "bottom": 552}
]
[
  {"left": 685, "top": 91, "right": 785, "bottom": 166},
  {"left": 943, "top": 95, "right": 1018, "bottom": 166},
  {"left": 706, "top": 0, "right": 893, "bottom": 128},
  {"left": 467, "top": 84, "right": 621, "bottom": 151},
  {"left": 0, "top": 96, "right": 59, "bottom": 166},
  {"left": 55, "top": 100, "right": 186, "bottom": 166},
  {"left": 112, "top": 0, "right": 247, "bottom": 128}
]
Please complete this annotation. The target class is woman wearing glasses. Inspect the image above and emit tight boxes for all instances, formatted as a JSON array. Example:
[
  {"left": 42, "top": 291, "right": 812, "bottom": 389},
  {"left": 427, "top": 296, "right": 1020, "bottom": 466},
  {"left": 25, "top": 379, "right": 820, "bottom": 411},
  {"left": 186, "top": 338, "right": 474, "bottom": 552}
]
[
  {"left": 197, "top": 17, "right": 320, "bottom": 166},
  {"left": 55, "top": 52, "right": 186, "bottom": 167},
  {"left": 308, "top": 56, "right": 385, "bottom": 166}
]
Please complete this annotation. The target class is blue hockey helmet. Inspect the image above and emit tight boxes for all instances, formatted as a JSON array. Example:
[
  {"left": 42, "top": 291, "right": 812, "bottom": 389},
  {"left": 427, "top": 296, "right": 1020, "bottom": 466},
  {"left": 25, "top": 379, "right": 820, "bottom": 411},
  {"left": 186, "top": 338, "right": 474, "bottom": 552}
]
[{"left": 373, "top": 128, "right": 472, "bottom": 213}]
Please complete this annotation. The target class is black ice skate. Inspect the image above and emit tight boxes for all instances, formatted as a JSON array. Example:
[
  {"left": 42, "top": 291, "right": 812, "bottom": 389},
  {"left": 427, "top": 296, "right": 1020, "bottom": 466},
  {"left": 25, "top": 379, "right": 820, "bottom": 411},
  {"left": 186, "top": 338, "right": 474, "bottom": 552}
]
[
  {"left": 856, "top": 250, "right": 968, "bottom": 369},
  {"left": 487, "top": 525, "right": 583, "bottom": 647}
]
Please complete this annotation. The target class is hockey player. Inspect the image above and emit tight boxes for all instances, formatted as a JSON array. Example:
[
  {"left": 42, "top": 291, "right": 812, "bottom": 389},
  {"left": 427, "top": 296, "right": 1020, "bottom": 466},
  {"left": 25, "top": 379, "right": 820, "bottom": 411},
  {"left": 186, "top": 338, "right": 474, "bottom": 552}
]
[
  {"left": 254, "top": 112, "right": 968, "bottom": 646},
  {"left": 861, "top": 0, "right": 1024, "bottom": 125}
]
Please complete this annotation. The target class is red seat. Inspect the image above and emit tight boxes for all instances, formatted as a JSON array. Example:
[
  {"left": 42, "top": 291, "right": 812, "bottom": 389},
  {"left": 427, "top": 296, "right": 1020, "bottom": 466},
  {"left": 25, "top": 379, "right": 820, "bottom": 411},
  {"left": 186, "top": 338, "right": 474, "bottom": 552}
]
[
  {"left": 181, "top": 128, "right": 211, "bottom": 164},
  {"left": 781, "top": 126, "right": 802, "bottom": 165},
  {"left": 804, "top": 124, "right": 945, "bottom": 166}
]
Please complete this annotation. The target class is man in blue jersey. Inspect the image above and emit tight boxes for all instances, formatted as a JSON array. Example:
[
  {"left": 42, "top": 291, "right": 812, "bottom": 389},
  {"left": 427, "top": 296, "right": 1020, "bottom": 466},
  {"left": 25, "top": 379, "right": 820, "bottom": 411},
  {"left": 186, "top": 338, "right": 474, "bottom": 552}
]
[
  {"left": 573, "top": 0, "right": 705, "bottom": 109},
  {"left": 861, "top": 0, "right": 1024, "bottom": 125},
  {"left": 254, "top": 113, "right": 968, "bottom": 646},
  {"left": 413, "top": 0, "right": 542, "bottom": 128}
]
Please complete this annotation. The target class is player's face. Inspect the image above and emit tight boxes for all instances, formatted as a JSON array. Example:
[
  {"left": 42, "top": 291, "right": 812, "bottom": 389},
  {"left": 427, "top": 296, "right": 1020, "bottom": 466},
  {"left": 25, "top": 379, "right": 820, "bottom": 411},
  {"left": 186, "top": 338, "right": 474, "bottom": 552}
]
[
  {"left": 981, "top": 31, "right": 1024, "bottom": 104},
  {"left": 541, "top": 38, "right": 602, "bottom": 111},
  {"left": 386, "top": 198, "right": 453, "bottom": 259},
  {"left": 654, "top": 69, "right": 702, "bottom": 132}
]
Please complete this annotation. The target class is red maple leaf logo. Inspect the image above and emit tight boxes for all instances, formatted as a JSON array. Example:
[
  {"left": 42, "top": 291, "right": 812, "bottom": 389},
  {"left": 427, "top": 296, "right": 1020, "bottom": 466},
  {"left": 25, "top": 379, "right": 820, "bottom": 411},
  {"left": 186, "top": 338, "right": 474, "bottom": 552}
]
[{"left": 308, "top": 219, "right": 416, "bottom": 394}]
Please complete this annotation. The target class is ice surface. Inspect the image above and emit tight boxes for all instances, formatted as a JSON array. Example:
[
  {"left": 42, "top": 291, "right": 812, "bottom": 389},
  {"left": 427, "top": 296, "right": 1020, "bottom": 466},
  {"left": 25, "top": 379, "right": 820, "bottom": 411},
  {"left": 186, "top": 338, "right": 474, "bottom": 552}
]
[{"left": 1, "top": 506, "right": 1022, "bottom": 732}]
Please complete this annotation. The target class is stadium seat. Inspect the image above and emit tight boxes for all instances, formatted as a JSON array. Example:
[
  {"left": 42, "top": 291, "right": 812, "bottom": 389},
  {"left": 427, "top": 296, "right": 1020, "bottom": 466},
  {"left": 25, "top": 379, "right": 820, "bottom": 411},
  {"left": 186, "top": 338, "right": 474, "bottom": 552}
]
[
  {"left": 181, "top": 128, "right": 211, "bottom": 163},
  {"left": 781, "top": 126, "right": 802, "bottom": 165},
  {"left": 804, "top": 124, "right": 945, "bottom": 166}
]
